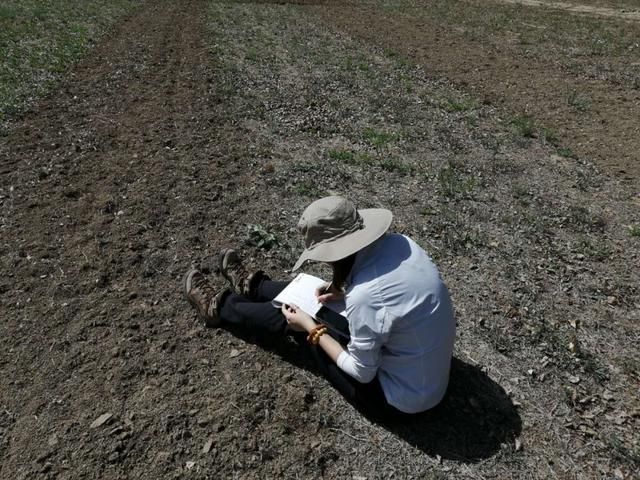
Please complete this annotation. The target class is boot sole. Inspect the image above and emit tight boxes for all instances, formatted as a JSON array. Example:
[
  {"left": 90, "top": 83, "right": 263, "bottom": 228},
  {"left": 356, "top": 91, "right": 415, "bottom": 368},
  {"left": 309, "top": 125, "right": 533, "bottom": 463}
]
[{"left": 218, "top": 248, "right": 235, "bottom": 289}]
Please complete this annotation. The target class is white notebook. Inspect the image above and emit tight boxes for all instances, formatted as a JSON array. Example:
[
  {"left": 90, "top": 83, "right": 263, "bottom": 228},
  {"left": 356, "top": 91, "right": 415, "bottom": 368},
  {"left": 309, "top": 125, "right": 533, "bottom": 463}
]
[{"left": 272, "top": 273, "right": 346, "bottom": 319}]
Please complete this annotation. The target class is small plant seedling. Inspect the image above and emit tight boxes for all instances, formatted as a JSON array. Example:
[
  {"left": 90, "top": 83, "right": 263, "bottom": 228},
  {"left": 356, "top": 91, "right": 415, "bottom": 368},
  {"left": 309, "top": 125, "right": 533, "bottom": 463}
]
[
  {"left": 246, "top": 224, "right": 278, "bottom": 250},
  {"left": 629, "top": 225, "right": 640, "bottom": 237},
  {"left": 328, "top": 149, "right": 355, "bottom": 162},
  {"left": 557, "top": 147, "right": 576, "bottom": 159},
  {"left": 363, "top": 128, "right": 398, "bottom": 148}
]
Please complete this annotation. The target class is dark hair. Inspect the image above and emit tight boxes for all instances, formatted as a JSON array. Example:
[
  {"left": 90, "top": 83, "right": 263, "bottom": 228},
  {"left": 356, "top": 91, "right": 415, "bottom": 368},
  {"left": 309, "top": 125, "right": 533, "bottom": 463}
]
[{"left": 331, "top": 254, "right": 356, "bottom": 291}]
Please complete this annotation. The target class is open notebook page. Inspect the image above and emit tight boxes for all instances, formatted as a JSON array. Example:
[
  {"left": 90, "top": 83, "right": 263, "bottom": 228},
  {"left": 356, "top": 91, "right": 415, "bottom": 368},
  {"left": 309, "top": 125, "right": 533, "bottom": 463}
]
[{"left": 272, "top": 273, "right": 346, "bottom": 318}]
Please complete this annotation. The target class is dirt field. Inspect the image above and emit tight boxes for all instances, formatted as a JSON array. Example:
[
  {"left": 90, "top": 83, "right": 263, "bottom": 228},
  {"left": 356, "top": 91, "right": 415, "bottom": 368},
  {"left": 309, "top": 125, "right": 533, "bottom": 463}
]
[{"left": 1, "top": 0, "right": 639, "bottom": 479}]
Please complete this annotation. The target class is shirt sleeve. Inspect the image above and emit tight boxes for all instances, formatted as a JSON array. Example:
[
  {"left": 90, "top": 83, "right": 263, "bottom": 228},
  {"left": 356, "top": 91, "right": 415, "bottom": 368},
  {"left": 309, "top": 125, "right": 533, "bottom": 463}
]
[
  {"left": 336, "top": 342, "right": 381, "bottom": 383},
  {"left": 335, "top": 300, "right": 385, "bottom": 383}
]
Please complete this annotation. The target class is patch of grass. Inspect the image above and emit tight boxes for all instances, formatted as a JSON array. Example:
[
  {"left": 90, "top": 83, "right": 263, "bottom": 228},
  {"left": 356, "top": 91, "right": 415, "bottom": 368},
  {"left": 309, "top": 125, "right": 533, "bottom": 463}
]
[
  {"left": 442, "top": 96, "right": 476, "bottom": 113},
  {"left": 557, "top": 147, "right": 576, "bottom": 159},
  {"left": 575, "top": 238, "right": 611, "bottom": 262},
  {"left": 541, "top": 127, "right": 559, "bottom": 147},
  {"left": 628, "top": 225, "right": 640, "bottom": 237},
  {"left": 0, "top": 0, "right": 137, "bottom": 122},
  {"left": 245, "top": 47, "right": 259, "bottom": 61},
  {"left": 380, "top": 157, "right": 412, "bottom": 174},
  {"left": 294, "top": 180, "right": 322, "bottom": 197},
  {"left": 566, "top": 89, "right": 591, "bottom": 112},
  {"left": 510, "top": 115, "right": 536, "bottom": 138},
  {"left": 565, "top": 206, "right": 606, "bottom": 233},
  {"left": 363, "top": 128, "right": 398, "bottom": 148},
  {"left": 511, "top": 184, "right": 532, "bottom": 206},
  {"left": 327, "top": 149, "right": 356, "bottom": 162},
  {"left": 438, "top": 162, "right": 476, "bottom": 199}
]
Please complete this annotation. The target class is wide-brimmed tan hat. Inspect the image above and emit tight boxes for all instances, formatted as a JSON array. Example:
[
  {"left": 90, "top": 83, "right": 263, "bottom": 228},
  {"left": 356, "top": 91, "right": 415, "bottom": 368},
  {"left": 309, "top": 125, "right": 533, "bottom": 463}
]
[{"left": 292, "top": 196, "right": 392, "bottom": 271}]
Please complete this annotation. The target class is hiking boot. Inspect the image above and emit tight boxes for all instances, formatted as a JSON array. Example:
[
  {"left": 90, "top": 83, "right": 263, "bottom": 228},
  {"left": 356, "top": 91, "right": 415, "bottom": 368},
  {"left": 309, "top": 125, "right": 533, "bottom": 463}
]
[
  {"left": 183, "top": 269, "right": 227, "bottom": 327},
  {"left": 219, "top": 248, "right": 266, "bottom": 298}
]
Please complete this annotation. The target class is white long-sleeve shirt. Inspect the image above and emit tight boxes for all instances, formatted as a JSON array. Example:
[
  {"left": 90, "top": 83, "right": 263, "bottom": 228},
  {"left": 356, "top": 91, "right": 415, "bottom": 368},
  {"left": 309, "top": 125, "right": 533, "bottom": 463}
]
[{"left": 336, "top": 233, "right": 456, "bottom": 413}]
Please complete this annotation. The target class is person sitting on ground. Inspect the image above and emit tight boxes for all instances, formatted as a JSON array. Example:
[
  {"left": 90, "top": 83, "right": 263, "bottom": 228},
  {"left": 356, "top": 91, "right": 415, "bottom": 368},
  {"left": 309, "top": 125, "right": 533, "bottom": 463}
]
[{"left": 183, "top": 196, "right": 456, "bottom": 417}]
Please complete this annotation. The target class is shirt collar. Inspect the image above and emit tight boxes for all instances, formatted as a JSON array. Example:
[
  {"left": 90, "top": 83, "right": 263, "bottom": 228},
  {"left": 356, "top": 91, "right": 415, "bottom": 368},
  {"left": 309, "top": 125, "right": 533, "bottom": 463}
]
[{"left": 345, "top": 234, "right": 387, "bottom": 289}]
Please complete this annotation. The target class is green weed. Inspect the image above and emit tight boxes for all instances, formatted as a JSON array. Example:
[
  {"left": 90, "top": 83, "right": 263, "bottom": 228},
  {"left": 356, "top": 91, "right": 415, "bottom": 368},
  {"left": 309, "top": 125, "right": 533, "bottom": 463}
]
[
  {"left": 380, "top": 157, "right": 412, "bottom": 174},
  {"left": 245, "top": 47, "right": 259, "bottom": 61},
  {"left": 438, "top": 163, "right": 476, "bottom": 199},
  {"left": 541, "top": 127, "right": 559, "bottom": 146},
  {"left": 510, "top": 115, "right": 536, "bottom": 138},
  {"left": 575, "top": 238, "right": 611, "bottom": 261},
  {"left": 328, "top": 149, "right": 356, "bottom": 162},
  {"left": 363, "top": 128, "right": 398, "bottom": 148},
  {"left": 442, "top": 96, "right": 476, "bottom": 113},
  {"left": 294, "top": 181, "right": 322, "bottom": 197},
  {"left": 557, "top": 147, "right": 576, "bottom": 159},
  {"left": 246, "top": 224, "right": 278, "bottom": 250},
  {"left": 629, "top": 225, "right": 640, "bottom": 237},
  {"left": 566, "top": 90, "right": 590, "bottom": 112}
]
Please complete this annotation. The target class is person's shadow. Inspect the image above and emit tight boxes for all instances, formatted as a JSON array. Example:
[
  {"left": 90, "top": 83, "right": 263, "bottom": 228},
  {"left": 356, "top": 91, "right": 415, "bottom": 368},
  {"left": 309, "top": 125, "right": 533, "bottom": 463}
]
[
  {"left": 369, "top": 357, "right": 522, "bottom": 462},
  {"left": 235, "top": 326, "right": 521, "bottom": 463}
]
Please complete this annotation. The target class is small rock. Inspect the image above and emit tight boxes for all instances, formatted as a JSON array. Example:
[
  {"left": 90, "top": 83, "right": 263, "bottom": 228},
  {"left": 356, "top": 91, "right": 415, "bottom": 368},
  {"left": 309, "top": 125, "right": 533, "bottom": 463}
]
[
  {"left": 90, "top": 412, "right": 113, "bottom": 429},
  {"left": 47, "top": 434, "right": 59, "bottom": 447},
  {"left": 606, "top": 296, "right": 618, "bottom": 305},
  {"left": 229, "top": 349, "right": 241, "bottom": 358},
  {"left": 155, "top": 451, "right": 172, "bottom": 463},
  {"left": 185, "top": 461, "right": 196, "bottom": 470},
  {"left": 515, "top": 437, "right": 522, "bottom": 451},
  {"left": 568, "top": 375, "right": 580, "bottom": 384},
  {"left": 202, "top": 438, "right": 214, "bottom": 454}
]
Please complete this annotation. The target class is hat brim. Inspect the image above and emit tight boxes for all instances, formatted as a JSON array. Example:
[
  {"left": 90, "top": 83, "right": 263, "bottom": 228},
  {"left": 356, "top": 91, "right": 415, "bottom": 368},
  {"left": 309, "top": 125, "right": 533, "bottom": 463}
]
[{"left": 292, "top": 208, "right": 392, "bottom": 271}]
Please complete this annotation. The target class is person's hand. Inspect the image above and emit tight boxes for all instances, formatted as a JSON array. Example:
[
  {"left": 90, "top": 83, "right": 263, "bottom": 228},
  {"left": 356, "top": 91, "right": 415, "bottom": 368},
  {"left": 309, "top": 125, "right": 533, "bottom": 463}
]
[
  {"left": 315, "top": 282, "right": 344, "bottom": 304},
  {"left": 281, "top": 304, "right": 316, "bottom": 332}
]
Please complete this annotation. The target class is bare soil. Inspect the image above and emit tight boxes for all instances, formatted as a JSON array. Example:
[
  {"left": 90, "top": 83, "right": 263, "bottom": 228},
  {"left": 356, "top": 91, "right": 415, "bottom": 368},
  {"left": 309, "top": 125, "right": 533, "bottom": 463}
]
[
  {"left": 1, "top": 0, "right": 639, "bottom": 479},
  {"left": 497, "top": 0, "right": 640, "bottom": 21},
  {"left": 312, "top": 0, "right": 640, "bottom": 179}
]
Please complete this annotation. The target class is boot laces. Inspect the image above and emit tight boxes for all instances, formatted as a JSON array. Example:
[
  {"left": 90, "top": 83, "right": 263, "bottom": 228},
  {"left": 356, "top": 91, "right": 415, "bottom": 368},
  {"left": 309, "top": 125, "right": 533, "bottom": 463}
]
[{"left": 193, "top": 274, "right": 216, "bottom": 300}]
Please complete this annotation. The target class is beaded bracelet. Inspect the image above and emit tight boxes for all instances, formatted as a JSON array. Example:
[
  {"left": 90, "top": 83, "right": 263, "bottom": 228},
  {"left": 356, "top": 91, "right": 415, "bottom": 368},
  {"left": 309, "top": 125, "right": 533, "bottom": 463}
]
[{"left": 307, "top": 324, "right": 328, "bottom": 345}]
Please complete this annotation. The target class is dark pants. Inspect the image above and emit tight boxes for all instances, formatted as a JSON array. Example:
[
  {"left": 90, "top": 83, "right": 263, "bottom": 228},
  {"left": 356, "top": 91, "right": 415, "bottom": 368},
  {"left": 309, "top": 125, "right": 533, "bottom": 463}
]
[{"left": 219, "top": 278, "right": 402, "bottom": 418}]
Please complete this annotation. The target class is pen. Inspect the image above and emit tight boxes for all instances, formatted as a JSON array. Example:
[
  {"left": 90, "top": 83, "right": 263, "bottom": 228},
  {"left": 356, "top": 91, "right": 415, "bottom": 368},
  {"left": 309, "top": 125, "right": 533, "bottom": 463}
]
[{"left": 319, "top": 282, "right": 332, "bottom": 296}]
